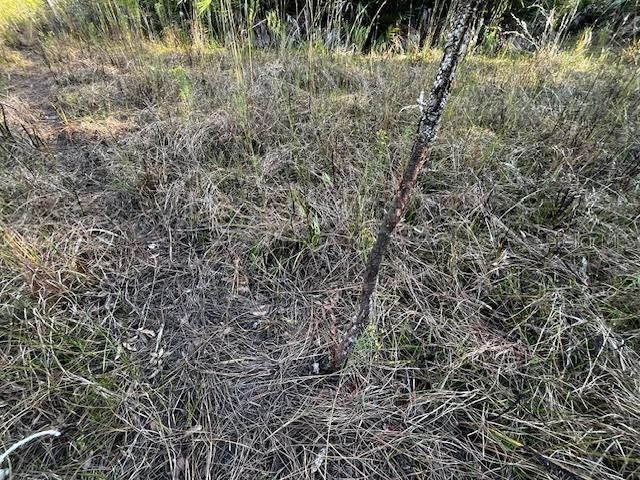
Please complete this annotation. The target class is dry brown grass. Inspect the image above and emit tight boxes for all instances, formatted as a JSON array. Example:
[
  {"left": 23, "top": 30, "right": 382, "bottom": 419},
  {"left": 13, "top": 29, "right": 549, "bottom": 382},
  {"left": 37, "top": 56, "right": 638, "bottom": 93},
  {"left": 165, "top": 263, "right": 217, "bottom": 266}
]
[{"left": 1, "top": 37, "right": 639, "bottom": 479}]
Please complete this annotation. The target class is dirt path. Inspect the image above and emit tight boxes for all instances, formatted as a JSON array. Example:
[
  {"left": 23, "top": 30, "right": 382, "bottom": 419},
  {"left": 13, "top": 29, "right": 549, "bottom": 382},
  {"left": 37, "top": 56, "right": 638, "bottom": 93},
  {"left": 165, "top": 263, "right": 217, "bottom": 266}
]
[
  {"left": 2, "top": 48, "right": 65, "bottom": 146},
  {"left": 2, "top": 47, "right": 128, "bottom": 229}
]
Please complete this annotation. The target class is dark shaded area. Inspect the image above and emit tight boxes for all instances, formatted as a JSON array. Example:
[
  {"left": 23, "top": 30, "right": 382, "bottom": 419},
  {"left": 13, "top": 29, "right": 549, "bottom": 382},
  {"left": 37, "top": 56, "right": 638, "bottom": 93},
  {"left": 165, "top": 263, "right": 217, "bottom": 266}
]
[{"left": 51, "top": 0, "right": 640, "bottom": 50}]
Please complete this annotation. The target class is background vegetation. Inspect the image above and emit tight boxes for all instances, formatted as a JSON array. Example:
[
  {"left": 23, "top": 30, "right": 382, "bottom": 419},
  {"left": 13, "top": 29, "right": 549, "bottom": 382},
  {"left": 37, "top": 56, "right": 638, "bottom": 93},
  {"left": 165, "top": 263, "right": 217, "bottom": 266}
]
[{"left": 2, "top": 0, "right": 639, "bottom": 52}]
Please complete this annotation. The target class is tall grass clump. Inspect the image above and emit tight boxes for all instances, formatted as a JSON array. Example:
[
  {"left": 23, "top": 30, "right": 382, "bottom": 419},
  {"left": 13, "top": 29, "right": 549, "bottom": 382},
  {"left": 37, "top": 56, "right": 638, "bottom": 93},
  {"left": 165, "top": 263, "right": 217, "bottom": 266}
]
[
  {"left": 44, "top": 0, "right": 145, "bottom": 40},
  {"left": 0, "top": 0, "right": 44, "bottom": 48},
  {"left": 0, "top": 0, "right": 43, "bottom": 31}
]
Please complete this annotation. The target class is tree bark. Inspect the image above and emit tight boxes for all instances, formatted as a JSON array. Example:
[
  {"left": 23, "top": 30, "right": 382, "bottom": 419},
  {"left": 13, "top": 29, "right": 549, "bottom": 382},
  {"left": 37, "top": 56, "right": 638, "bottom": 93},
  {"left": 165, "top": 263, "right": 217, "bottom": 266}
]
[{"left": 329, "top": 0, "right": 481, "bottom": 372}]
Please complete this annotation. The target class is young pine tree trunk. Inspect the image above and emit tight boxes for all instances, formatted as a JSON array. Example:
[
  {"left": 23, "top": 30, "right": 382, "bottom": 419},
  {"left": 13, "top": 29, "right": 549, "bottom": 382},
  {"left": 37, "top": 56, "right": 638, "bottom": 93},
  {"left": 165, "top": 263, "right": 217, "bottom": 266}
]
[{"left": 329, "top": 1, "right": 481, "bottom": 372}]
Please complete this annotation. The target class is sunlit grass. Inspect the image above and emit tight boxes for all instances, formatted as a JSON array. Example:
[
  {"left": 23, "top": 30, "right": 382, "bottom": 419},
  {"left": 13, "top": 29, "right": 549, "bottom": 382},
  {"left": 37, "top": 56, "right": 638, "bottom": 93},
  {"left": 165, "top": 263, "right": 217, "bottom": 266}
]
[{"left": 0, "top": 0, "right": 43, "bottom": 33}]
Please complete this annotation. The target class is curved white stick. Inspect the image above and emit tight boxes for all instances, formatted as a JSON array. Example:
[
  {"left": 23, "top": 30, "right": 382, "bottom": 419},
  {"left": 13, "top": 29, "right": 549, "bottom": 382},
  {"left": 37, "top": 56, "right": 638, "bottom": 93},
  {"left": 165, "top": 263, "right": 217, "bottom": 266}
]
[{"left": 0, "top": 429, "right": 61, "bottom": 465}]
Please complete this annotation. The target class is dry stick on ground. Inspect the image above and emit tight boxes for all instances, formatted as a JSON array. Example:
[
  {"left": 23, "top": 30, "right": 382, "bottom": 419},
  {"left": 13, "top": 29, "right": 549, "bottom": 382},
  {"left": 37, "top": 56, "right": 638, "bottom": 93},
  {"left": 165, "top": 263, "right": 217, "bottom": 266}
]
[{"left": 328, "top": 1, "right": 481, "bottom": 372}]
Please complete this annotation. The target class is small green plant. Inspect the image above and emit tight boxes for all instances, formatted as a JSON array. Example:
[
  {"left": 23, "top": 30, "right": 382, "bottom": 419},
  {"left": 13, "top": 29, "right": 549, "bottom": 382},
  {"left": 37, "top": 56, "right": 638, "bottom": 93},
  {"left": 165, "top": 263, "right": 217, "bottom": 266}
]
[
  {"left": 481, "top": 25, "right": 501, "bottom": 55},
  {"left": 265, "top": 10, "right": 285, "bottom": 48},
  {"left": 289, "top": 187, "right": 321, "bottom": 248},
  {"left": 230, "top": 91, "right": 247, "bottom": 116},
  {"left": 170, "top": 65, "right": 192, "bottom": 104},
  {"left": 349, "top": 322, "right": 382, "bottom": 365}
]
